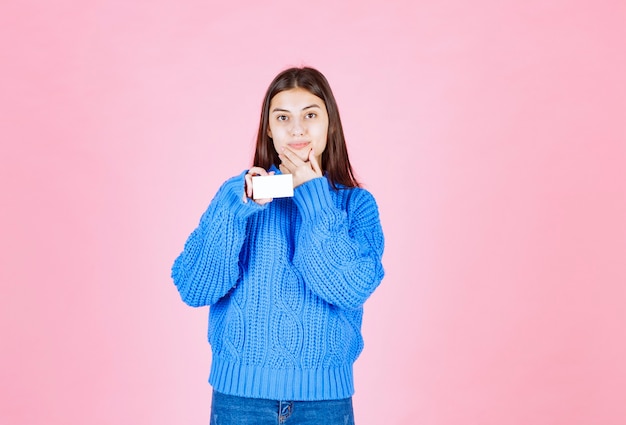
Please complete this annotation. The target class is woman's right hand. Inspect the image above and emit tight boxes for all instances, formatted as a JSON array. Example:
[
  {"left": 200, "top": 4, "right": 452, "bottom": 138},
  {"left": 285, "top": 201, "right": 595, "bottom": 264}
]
[{"left": 244, "top": 166, "right": 274, "bottom": 205}]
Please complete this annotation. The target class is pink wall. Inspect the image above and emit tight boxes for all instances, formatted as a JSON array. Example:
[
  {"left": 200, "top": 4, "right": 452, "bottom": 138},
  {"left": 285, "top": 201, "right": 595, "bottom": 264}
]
[{"left": 2, "top": 0, "right": 625, "bottom": 424}]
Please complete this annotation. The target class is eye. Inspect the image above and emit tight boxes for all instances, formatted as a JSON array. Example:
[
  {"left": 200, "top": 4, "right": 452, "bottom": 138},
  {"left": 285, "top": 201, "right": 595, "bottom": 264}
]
[
  {"left": 276, "top": 115, "right": 288, "bottom": 122},
  {"left": 305, "top": 112, "right": 317, "bottom": 119}
]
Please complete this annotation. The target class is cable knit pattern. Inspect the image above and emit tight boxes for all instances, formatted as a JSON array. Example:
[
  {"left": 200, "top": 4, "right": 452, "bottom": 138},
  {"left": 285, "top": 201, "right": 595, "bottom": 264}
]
[{"left": 171, "top": 168, "right": 385, "bottom": 401}]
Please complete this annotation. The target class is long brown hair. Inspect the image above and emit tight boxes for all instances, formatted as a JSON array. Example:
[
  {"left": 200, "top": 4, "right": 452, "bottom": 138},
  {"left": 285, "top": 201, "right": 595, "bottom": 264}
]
[{"left": 253, "top": 67, "right": 359, "bottom": 189}]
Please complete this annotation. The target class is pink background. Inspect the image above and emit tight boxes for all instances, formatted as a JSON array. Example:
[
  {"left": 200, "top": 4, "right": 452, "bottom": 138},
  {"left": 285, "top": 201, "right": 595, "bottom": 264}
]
[{"left": 2, "top": 0, "right": 625, "bottom": 424}]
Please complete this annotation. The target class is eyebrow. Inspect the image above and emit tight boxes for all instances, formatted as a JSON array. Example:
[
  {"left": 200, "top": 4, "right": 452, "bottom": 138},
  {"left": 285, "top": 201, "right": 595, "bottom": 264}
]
[{"left": 271, "top": 104, "right": 321, "bottom": 113}]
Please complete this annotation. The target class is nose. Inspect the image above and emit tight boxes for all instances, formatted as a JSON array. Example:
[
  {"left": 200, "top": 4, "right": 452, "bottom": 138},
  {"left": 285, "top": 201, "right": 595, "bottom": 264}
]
[{"left": 290, "top": 119, "right": 304, "bottom": 136}]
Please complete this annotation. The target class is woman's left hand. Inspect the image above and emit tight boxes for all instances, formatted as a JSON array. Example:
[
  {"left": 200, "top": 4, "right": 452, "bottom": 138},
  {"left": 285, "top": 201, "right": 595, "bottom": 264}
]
[{"left": 278, "top": 148, "right": 323, "bottom": 188}]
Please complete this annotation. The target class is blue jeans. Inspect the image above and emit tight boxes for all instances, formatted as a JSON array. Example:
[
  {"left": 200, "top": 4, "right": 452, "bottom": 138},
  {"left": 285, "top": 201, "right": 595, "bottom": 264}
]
[{"left": 209, "top": 390, "right": 355, "bottom": 425}]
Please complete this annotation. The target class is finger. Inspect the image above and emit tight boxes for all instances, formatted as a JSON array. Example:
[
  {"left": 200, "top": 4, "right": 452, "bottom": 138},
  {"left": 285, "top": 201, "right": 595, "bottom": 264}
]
[
  {"left": 248, "top": 166, "right": 269, "bottom": 177},
  {"left": 278, "top": 153, "right": 297, "bottom": 172},
  {"left": 244, "top": 173, "right": 253, "bottom": 199},
  {"left": 246, "top": 166, "right": 270, "bottom": 200},
  {"left": 255, "top": 197, "right": 273, "bottom": 206},
  {"left": 281, "top": 147, "right": 307, "bottom": 166},
  {"left": 309, "top": 150, "right": 322, "bottom": 175}
]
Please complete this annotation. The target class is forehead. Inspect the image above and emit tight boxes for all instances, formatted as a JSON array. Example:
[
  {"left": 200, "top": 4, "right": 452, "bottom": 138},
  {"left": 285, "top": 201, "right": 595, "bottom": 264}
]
[{"left": 269, "top": 88, "right": 326, "bottom": 110}]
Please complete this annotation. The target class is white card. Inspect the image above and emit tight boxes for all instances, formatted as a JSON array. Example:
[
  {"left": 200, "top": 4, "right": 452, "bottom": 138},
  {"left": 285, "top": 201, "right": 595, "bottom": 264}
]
[{"left": 252, "top": 174, "right": 294, "bottom": 199}]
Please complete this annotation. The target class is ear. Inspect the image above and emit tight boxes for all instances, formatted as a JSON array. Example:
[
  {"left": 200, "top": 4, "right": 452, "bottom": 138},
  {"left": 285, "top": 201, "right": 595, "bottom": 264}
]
[{"left": 267, "top": 128, "right": 273, "bottom": 138}]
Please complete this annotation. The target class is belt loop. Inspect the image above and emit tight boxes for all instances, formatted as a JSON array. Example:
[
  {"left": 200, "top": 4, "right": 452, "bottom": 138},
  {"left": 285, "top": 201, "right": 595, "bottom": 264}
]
[{"left": 278, "top": 400, "right": 293, "bottom": 422}]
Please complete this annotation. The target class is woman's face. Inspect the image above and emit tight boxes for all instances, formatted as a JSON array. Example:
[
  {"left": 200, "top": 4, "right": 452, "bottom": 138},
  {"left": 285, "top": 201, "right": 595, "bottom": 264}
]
[{"left": 267, "top": 88, "right": 328, "bottom": 166}]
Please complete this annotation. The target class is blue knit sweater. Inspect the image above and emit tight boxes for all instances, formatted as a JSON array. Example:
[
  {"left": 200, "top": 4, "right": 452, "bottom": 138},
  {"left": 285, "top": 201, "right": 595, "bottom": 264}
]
[{"left": 171, "top": 168, "right": 385, "bottom": 401}]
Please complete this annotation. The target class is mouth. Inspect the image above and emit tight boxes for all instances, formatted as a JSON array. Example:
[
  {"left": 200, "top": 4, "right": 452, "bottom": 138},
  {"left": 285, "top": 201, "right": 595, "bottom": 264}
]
[{"left": 288, "top": 141, "right": 311, "bottom": 150}]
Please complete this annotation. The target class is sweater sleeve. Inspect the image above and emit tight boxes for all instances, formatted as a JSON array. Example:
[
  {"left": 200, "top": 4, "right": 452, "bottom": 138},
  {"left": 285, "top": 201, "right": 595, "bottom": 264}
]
[
  {"left": 292, "top": 177, "right": 385, "bottom": 310},
  {"left": 171, "top": 171, "right": 265, "bottom": 307}
]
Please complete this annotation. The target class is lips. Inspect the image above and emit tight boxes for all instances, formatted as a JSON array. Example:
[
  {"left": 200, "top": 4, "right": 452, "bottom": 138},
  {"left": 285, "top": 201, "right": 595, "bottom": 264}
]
[{"left": 288, "top": 142, "right": 311, "bottom": 150}]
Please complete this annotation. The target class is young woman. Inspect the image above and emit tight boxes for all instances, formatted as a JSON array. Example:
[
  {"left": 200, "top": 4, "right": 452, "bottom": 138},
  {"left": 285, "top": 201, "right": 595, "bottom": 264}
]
[{"left": 172, "top": 67, "right": 385, "bottom": 425}]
